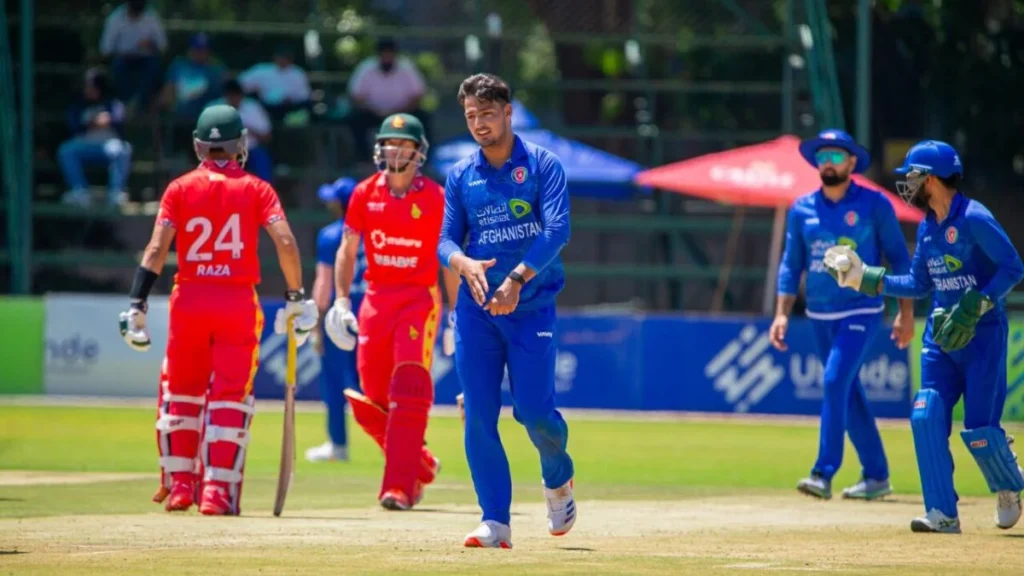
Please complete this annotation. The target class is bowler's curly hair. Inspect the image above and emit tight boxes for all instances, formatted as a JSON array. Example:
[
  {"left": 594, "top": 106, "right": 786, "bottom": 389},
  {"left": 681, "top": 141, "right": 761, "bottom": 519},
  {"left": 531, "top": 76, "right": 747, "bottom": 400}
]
[{"left": 457, "top": 73, "right": 511, "bottom": 107}]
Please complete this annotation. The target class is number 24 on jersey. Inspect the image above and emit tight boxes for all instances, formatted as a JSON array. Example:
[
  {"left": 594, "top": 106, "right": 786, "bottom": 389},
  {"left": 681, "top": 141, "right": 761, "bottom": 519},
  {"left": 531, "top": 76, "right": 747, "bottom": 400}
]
[{"left": 185, "top": 214, "right": 244, "bottom": 277}]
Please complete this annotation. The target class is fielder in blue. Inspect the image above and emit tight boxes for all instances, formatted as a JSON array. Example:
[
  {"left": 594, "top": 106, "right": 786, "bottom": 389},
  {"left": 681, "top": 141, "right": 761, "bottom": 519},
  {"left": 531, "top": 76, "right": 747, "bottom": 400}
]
[
  {"left": 304, "top": 177, "right": 368, "bottom": 463},
  {"left": 771, "top": 129, "right": 914, "bottom": 501},
  {"left": 437, "top": 73, "right": 575, "bottom": 549},
  {"left": 825, "top": 140, "right": 1024, "bottom": 533}
]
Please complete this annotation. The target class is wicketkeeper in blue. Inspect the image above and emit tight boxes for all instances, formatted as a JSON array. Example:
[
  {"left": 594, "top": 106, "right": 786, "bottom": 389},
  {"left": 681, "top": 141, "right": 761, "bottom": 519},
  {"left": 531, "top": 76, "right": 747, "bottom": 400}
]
[
  {"left": 770, "top": 129, "right": 914, "bottom": 501},
  {"left": 825, "top": 140, "right": 1024, "bottom": 533},
  {"left": 305, "top": 177, "right": 367, "bottom": 463},
  {"left": 438, "top": 73, "right": 575, "bottom": 549}
]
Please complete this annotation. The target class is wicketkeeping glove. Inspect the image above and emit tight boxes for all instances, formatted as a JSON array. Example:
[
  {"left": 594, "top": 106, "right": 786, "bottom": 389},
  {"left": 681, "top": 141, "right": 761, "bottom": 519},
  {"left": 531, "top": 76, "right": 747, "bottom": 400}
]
[
  {"left": 932, "top": 288, "right": 994, "bottom": 353},
  {"left": 324, "top": 297, "right": 359, "bottom": 351},
  {"left": 118, "top": 302, "right": 151, "bottom": 352},
  {"left": 823, "top": 245, "right": 885, "bottom": 296},
  {"left": 274, "top": 289, "right": 318, "bottom": 347},
  {"left": 442, "top": 311, "right": 455, "bottom": 356}
]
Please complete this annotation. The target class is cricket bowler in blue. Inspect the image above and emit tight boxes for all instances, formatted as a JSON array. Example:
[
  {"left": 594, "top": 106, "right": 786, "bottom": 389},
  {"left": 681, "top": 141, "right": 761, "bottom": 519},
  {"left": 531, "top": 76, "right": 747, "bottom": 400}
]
[
  {"left": 438, "top": 73, "right": 575, "bottom": 549},
  {"left": 304, "top": 177, "right": 367, "bottom": 463},
  {"left": 771, "top": 129, "right": 913, "bottom": 502},
  {"left": 825, "top": 140, "right": 1024, "bottom": 533}
]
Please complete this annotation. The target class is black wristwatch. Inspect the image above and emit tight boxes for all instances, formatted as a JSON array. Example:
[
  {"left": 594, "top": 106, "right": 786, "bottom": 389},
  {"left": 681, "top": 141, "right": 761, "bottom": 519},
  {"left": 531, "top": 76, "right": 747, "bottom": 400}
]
[
  {"left": 508, "top": 271, "right": 526, "bottom": 286},
  {"left": 285, "top": 289, "right": 305, "bottom": 302}
]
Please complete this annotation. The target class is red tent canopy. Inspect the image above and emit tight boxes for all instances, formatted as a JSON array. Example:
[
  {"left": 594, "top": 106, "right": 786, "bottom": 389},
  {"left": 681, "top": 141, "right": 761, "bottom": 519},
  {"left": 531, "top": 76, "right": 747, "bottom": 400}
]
[{"left": 634, "top": 135, "right": 924, "bottom": 223}]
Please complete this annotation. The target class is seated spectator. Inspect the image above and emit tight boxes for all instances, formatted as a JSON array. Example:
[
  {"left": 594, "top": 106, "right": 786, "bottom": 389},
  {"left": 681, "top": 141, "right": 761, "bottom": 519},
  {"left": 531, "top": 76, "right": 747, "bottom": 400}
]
[
  {"left": 99, "top": 0, "right": 167, "bottom": 113},
  {"left": 57, "top": 69, "right": 132, "bottom": 208},
  {"left": 347, "top": 37, "right": 429, "bottom": 158},
  {"left": 208, "top": 79, "right": 273, "bottom": 182},
  {"left": 238, "top": 47, "right": 311, "bottom": 122},
  {"left": 159, "top": 33, "right": 225, "bottom": 122}
]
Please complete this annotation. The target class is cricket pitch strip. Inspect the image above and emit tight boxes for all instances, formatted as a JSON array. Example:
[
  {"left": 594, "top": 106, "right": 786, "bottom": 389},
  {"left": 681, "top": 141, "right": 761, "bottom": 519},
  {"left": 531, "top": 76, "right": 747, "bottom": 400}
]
[{"left": 2, "top": 493, "right": 1023, "bottom": 575}]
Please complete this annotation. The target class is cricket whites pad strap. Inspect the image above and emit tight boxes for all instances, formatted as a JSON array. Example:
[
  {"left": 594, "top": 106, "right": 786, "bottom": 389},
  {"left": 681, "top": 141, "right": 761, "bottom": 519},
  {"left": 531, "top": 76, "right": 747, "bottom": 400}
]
[
  {"left": 960, "top": 427, "right": 1024, "bottom": 493},
  {"left": 910, "top": 389, "right": 958, "bottom": 515},
  {"left": 205, "top": 467, "right": 244, "bottom": 484},
  {"left": 207, "top": 400, "right": 257, "bottom": 415},
  {"left": 159, "top": 456, "right": 196, "bottom": 473},
  {"left": 155, "top": 415, "right": 202, "bottom": 433},
  {"left": 204, "top": 425, "right": 251, "bottom": 447},
  {"left": 161, "top": 393, "right": 205, "bottom": 405}
]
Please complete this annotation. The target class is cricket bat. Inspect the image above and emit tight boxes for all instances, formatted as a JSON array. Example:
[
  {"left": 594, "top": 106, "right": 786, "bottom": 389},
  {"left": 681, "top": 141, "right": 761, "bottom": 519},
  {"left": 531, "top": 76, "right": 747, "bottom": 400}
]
[{"left": 273, "top": 316, "right": 298, "bottom": 517}]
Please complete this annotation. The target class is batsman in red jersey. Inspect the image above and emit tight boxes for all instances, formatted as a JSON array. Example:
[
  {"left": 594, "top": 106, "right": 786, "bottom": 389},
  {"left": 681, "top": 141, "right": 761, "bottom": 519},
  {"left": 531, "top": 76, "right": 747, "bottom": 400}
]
[
  {"left": 118, "top": 105, "right": 318, "bottom": 516},
  {"left": 325, "top": 113, "right": 460, "bottom": 510}
]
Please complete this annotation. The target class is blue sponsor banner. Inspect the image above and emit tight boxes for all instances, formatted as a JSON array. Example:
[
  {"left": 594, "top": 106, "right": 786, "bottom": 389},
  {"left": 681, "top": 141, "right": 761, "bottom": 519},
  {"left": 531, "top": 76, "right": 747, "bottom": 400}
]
[
  {"left": 252, "top": 300, "right": 910, "bottom": 419},
  {"left": 640, "top": 315, "right": 910, "bottom": 418}
]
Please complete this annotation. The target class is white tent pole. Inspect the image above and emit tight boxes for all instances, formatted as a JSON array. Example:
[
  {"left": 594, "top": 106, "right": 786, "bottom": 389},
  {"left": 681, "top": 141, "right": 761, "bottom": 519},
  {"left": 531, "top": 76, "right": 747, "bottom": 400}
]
[{"left": 762, "top": 205, "right": 787, "bottom": 315}]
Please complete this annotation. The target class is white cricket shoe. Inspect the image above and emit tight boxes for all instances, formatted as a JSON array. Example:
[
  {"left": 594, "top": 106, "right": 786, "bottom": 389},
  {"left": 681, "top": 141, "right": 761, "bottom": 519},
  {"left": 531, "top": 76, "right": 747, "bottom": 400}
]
[
  {"left": 996, "top": 489, "right": 1022, "bottom": 529},
  {"left": 910, "top": 508, "right": 961, "bottom": 534},
  {"left": 304, "top": 442, "right": 349, "bottom": 462},
  {"left": 796, "top": 475, "right": 832, "bottom": 500},
  {"left": 463, "top": 520, "right": 512, "bottom": 549},
  {"left": 842, "top": 477, "right": 893, "bottom": 500},
  {"left": 545, "top": 479, "right": 576, "bottom": 536}
]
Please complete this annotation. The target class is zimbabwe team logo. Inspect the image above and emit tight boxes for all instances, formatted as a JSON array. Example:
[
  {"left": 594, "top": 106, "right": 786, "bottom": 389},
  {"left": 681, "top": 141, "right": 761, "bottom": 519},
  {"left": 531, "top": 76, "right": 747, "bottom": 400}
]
[
  {"left": 512, "top": 167, "right": 527, "bottom": 184},
  {"left": 945, "top": 226, "right": 958, "bottom": 244},
  {"left": 845, "top": 211, "right": 858, "bottom": 226}
]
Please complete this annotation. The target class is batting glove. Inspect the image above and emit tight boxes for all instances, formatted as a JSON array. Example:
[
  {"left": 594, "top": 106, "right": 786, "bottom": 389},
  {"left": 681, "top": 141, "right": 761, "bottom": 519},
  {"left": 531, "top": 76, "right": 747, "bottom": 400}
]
[
  {"left": 442, "top": 311, "right": 456, "bottom": 356},
  {"left": 324, "top": 297, "right": 359, "bottom": 351},
  {"left": 118, "top": 302, "right": 151, "bottom": 352},
  {"left": 274, "top": 289, "right": 318, "bottom": 347}
]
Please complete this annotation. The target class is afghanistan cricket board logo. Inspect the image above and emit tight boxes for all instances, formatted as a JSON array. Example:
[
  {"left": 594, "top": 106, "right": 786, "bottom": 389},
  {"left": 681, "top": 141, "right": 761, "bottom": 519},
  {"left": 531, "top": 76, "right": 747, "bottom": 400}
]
[
  {"left": 512, "top": 166, "right": 528, "bottom": 184},
  {"left": 945, "top": 226, "right": 959, "bottom": 244},
  {"left": 845, "top": 210, "right": 859, "bottom": 226}
]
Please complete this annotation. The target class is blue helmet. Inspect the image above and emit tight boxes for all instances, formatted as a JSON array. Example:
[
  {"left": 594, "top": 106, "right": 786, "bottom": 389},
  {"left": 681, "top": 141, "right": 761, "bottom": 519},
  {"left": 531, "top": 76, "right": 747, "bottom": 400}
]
[
  {"left": 317, "top": 177, "right": 357, "bottom": 205},
  {"left": 894, "top": 140, "right": 962, "bottom": 206}
]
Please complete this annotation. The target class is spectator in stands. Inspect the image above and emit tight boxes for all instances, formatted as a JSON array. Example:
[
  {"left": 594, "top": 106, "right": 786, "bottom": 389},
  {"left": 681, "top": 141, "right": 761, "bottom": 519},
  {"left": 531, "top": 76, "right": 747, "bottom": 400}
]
[
  {"left": 57, "top": 69, "right": 132, "bottom": 208},
  {"left": 99, "top": 0, "right": 167, "bottom": 114},
  {"left": 238, "top": 46, "right": 312, "bottom": 122},
  {"left": 346, "top": 37, "right": 428, "bottom": 158},
  {"left": 209, "top": 79, "right": 273, "bottom": 182},
  {"left": 159, "top": 33, "right": 225, "bottom": 122}
]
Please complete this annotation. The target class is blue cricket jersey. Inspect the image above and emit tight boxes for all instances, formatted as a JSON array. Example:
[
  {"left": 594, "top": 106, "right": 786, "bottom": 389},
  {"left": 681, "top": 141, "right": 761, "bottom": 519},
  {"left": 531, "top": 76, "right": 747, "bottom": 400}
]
[
  {"left": 317, "top": 220, "right": 367, "bottom": 301},
  {"left": 882, "top": 192, "right": 1024, "bottom": 321},
  {"left": 778, "top": 182, "right": 912, "bottom": 319},
  {"left": 438, "top": 135, "right": 570, "bottom": 311}
]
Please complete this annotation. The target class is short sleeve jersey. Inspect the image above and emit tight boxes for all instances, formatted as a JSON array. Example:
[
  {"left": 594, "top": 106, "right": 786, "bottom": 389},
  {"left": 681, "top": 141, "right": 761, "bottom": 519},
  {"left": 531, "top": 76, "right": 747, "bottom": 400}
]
[
  {"left": 344, "top": 173, "right": 444, "bottom": 288},
  {"left": 157, "top": 160, "right": 285, "bottom": 285}
]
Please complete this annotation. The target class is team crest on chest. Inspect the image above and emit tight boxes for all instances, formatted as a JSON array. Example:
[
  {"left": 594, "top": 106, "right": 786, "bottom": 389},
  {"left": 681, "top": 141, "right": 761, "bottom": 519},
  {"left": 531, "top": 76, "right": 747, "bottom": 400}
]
[
  {"left": 411, "top": 203, "right": 422, "bottom": 219},
  {"left": 844, "top": 211, "right": 858, "bottom": 226},
  {"left": 512, "top": 167, "right": 528, "bottom": 184},
  {"left": 945, "top": 226, "right": 958, "bottom": 244}
]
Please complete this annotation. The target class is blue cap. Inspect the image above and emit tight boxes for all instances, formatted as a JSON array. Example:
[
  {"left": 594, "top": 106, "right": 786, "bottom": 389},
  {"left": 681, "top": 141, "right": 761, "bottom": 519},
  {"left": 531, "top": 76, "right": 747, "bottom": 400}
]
[
  {"left": 894, "top": 140, "right": 962, "bottom": 178},
  {"left": 798, "top": 128, "right": 871, "bottom": 174},
  {"left": 190, "top": 33, "right": 210, "bottom": 50},
  {"left": 318, "top": 177, "right": 357, "bottom": 204}
]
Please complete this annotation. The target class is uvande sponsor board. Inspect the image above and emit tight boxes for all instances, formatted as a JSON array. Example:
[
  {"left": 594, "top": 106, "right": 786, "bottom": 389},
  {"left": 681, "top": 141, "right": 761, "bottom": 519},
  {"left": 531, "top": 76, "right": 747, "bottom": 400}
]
[
  {"left": 42, "top": 294, "right": 910, "bottom": 418},
  {"left": 44, "top": 293, "right": 170, "bottom": 396}
]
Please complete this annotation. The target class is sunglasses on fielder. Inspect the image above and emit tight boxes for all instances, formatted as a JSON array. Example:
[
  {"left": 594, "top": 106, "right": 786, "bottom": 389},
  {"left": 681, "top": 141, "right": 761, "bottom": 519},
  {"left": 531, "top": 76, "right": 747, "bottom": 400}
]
[{"left": 815, "top": 150, "right": 849, "bottom": 166}]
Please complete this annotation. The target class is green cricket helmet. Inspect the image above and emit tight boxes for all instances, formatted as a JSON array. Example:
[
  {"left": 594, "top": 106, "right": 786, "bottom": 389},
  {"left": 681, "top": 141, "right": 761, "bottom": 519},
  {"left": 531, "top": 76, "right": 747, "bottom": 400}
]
[
  {"left": 194, "top": 104, "right": 249, "bottom": 166},
  {"left": 373, "top": 113, "right": 428, "bottom": 173}
]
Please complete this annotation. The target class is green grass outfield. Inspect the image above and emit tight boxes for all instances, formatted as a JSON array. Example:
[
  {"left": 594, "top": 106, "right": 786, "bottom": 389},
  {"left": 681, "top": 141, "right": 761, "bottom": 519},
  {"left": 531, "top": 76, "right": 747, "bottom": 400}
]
[{"left": 2, "top": 401, "right": 1023, "bottom": 574}]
